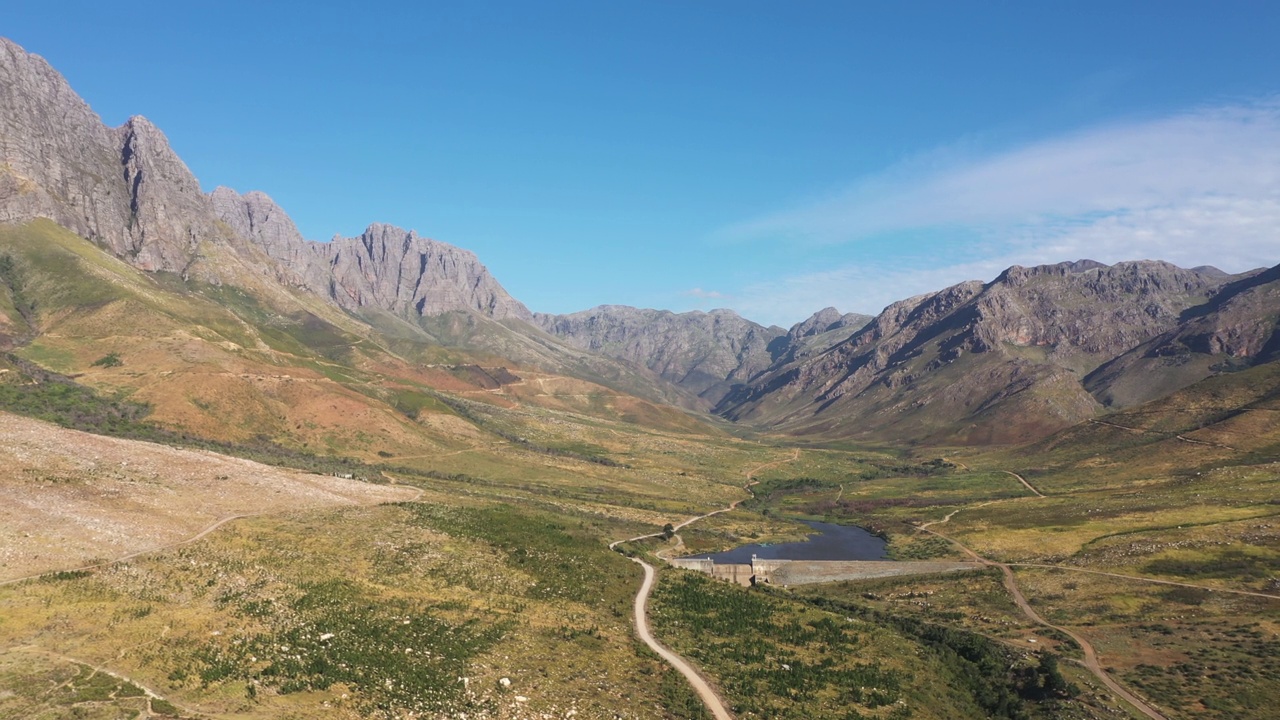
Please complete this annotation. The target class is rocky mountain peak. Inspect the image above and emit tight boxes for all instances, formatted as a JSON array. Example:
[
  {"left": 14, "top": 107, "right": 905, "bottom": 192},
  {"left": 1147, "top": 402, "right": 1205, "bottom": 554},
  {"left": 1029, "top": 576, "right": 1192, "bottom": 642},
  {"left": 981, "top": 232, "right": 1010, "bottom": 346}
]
[
  {"left": 209, "top": 186, "right": 316, "bottom": 286},
  {"left": 789, "top": 307, "right": 844, "bottom": 339},
  {"left": 992, "top": 258, "right": 1108, "bottom": 286},
  {"left": 209, "top": 187, "right": 304, "bottom": 247},
  {"left": 319, "top": 223, "right": 533, "bottom": 321},
  {"left": 0, "top": 39, "right": 228, "bottom": 277},
  {"left": 116, "top": 115, "right": 215, "bottom": 272}
]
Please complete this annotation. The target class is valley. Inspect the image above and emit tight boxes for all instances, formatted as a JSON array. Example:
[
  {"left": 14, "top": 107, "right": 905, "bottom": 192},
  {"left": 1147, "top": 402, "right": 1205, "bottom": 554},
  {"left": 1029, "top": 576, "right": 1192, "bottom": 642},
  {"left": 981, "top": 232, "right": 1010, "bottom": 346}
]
[{"left": 1, "top": 32, "right": 1278, "bottom": 720}]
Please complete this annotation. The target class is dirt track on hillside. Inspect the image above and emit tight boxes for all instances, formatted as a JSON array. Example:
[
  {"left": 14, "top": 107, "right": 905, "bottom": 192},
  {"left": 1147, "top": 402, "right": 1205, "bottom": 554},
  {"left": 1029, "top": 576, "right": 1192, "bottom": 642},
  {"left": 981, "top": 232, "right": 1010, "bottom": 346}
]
[{"left": 919, "top": 504, "right": 1168, "bottom": 720}]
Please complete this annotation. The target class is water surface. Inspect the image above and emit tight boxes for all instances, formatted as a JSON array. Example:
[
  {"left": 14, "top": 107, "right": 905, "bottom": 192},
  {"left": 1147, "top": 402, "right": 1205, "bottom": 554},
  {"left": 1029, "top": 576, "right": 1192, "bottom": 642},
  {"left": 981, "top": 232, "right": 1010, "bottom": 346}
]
[{"left": 682, "top": 520, "right": 887, "bottom": 563}]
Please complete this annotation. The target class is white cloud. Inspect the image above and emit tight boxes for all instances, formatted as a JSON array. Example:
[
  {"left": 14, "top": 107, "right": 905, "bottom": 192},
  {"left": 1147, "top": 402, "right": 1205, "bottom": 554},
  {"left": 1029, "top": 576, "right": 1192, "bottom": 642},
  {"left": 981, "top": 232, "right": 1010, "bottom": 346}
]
[
  {"left": 682, "top": 287, "right": 726, "bottom": 299},
  {"left": 724, "top": 99, "right": 1280, "bottom": 250},
  {"left": 719, "top": 99, "right": 1280, "bottom": 326}
]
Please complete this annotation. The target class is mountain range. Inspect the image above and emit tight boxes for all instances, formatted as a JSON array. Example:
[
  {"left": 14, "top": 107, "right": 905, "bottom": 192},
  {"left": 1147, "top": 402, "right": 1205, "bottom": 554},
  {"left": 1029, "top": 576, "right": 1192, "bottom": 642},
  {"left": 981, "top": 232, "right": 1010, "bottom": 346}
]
[{"left": 1, "top": 35, "right": 1277, "bottom": 448}]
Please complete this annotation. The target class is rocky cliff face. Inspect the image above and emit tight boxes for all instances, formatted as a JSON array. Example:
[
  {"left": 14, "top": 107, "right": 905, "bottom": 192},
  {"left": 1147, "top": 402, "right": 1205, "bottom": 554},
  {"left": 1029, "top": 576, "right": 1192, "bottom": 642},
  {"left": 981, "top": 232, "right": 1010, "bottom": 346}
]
[
  {"left": 0, "top": 37, "right": 531, "bottom": 323},
  {"left": 320, "top": 223, "right": 533, "bottom": 321},
  {"left": 1085, "top": 264, "right": 1280, "bottom": 407},
  {"left": 535, "top": 306, "right": 786, "bottom": 405},
  {"left": 0, "top": 39, "right": 121, "bottom": 238},
  {"left": 209, "top": 187, "right": 531, "bottom": 321},
  {"left": 0, "top": 38, "right": 214, "bottom": 275},
  {"left": 715, "top": 261, "right": 1243, "bottom": 444}
]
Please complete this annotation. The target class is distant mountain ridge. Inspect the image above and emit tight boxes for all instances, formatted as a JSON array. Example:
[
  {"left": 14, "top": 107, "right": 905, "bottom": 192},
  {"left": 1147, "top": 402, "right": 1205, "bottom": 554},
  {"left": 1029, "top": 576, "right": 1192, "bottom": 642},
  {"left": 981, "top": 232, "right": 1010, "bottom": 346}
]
[
  {"left": 714, "top": 259, "right": 1262, "bottom": 444},
  {"left": 534, "top": 306, "right": 874, "bottom": 407},
  {"left": 534, "top": 306, "right": 786, "bottom": 406},
  {"left": 2, "top": 35, "right": 1278, "bottom": 446}
]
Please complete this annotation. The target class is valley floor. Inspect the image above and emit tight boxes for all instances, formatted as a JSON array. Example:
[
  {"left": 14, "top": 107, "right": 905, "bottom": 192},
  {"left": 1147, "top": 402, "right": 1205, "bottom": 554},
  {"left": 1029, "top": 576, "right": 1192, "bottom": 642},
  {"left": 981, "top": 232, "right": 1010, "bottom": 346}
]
[{"left": 2, "top": 394, "right": 1279, "bottom": 719}]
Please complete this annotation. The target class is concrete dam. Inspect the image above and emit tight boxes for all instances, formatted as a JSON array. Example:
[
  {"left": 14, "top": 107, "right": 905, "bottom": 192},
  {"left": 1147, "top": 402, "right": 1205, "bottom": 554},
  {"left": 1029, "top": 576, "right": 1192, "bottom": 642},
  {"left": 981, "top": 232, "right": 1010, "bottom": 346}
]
[{"left": 669, "top": 556, "right": 982, "bottom": 586}]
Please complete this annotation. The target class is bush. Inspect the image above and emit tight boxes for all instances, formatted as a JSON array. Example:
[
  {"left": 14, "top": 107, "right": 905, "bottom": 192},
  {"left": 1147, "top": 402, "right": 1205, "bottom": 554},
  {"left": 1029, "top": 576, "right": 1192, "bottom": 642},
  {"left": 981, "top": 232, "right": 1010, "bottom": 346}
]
[{"left": 90, "top": 352, "right": 123, "bottom": 368}]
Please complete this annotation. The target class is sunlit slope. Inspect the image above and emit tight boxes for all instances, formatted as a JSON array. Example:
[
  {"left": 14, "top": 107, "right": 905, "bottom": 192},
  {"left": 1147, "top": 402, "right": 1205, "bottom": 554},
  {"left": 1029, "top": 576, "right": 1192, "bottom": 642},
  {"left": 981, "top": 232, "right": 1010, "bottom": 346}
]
[
  {"left": 1005, "top": 359, "right": 1280, "bottom": 490},
  {"left": 0, "top": 220, "right": 719, "bottom": 463}
]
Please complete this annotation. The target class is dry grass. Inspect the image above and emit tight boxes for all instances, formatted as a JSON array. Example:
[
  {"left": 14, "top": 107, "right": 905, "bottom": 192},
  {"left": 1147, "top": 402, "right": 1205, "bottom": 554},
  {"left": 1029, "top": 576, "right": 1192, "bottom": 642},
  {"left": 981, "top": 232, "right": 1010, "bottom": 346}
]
[{"left": 0, "top": 412, "right": 416, "bottom": 582}]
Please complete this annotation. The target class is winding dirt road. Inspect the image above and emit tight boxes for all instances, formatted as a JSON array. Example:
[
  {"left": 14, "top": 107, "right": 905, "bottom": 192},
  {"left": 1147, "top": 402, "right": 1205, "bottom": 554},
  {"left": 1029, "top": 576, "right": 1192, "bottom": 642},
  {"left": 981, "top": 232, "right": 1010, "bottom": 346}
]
[
  {"left": 630, "top": 559, "right": 734, "bottom": 720},
  {"left": 609, "top": 448, "right": 801, "bottom": 720}
]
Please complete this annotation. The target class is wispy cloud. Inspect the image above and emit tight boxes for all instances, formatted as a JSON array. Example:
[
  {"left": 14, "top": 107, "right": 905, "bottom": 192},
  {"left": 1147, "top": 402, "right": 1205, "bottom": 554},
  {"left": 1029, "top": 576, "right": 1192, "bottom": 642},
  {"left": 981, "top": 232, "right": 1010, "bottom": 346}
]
[
  {"left": 682, "top": 287, "right": 726, "bottom": 299},
  {"left": 719, "top": 98, "right": 1280, "bottom": 326}
]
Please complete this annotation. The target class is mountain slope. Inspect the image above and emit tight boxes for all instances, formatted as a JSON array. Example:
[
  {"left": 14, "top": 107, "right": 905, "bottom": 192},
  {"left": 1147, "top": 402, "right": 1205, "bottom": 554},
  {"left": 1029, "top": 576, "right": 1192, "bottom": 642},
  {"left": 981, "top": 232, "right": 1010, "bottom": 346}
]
[
  {"left": 1085, "top": 264, "right": 1280, "bottom": 408},
  {"left": 716, "top": 260, "right": 1243, "bottom": 445},
  {"left": 0, "top": 36, "right": 705, "bottom": 420},
  {"left": 535, "top": 306, "right": 786, "bottom": 406}
]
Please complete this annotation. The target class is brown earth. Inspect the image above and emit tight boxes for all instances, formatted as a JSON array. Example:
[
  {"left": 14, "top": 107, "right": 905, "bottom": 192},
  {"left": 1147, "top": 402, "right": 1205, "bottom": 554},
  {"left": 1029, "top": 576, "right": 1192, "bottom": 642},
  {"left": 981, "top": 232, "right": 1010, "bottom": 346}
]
[{"left": 0, "top": 412, "right": 417, "bottom": 582}]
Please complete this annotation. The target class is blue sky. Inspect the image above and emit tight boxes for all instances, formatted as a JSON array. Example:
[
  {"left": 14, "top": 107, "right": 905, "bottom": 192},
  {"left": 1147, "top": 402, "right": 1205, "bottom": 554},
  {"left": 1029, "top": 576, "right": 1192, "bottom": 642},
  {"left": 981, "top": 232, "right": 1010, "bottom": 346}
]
[{"left": 6, "top": 1, "right": 1280, "bottom": 326}]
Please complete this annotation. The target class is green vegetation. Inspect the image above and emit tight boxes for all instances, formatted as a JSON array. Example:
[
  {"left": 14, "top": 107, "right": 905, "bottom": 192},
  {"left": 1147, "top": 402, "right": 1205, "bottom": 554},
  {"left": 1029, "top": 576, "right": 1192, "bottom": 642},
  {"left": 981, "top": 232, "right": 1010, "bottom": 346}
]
[
  {"left": 184, "top": 578, "right": 509, "bottom": 715},
  {"left": 797, "top": 590, "right": 1076, "bottom": 715},
  {"left": 0, "top": 653, "right": 172, "bottom": 720},
  {"left": 650, "top": 570, "right": 1078, "bottom": 719},
  {"left": 1143, "top": 547, "right": 1279, "bottom": 583},
  {"left": 0, "top": 353, "right": 150, "bottom": 431},
  {"left": 0, "top": 252, "right": 35, "bottom": 328},
  {"left": 90, "top": 351, "right": 123, "bottom": 368},
  {"left": 0, "top": 502, "right": 681, "bottom": 719}
]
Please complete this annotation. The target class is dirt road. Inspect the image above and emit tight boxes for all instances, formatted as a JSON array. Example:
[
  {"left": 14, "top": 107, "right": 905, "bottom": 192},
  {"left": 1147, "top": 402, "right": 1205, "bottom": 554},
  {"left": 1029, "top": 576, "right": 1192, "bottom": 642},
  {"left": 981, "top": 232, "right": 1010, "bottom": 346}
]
[
  {"left": 918, "top": 514, "right": 1167, "bottom": 720},
  {"left": 608, "top": 447, "right": 801, "bottom": 720},
  {"left": 628, "top": 558, "right": 734, "bottom": 720},
  {"left": 1002, "top": 470, "right": 1045, "bottom": 497}
]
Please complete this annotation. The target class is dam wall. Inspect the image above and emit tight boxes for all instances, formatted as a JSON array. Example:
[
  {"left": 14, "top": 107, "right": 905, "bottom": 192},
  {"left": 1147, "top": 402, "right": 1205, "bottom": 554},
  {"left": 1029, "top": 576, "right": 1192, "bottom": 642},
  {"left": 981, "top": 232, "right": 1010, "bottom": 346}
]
[{"left": 672, "top": 557, "right": 981, "bottom": 586}]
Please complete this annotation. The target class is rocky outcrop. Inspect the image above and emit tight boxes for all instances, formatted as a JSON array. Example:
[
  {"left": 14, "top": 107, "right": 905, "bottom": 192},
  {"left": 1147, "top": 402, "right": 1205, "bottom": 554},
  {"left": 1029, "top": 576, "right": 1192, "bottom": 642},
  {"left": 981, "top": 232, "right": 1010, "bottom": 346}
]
[
  {"left": 209, "top": 188, "right": 531, "bottom": 321},
  {"left": 536, "top": 306, "right": 785, "bottom": 404}
]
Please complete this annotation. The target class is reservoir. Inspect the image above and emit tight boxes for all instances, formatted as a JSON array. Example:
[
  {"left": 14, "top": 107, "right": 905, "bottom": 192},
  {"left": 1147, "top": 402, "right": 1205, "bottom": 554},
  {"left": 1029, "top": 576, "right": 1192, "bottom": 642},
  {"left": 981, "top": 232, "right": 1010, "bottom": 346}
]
[{"left": 681, "top": 520, "right": 887, "bottom": 563}]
